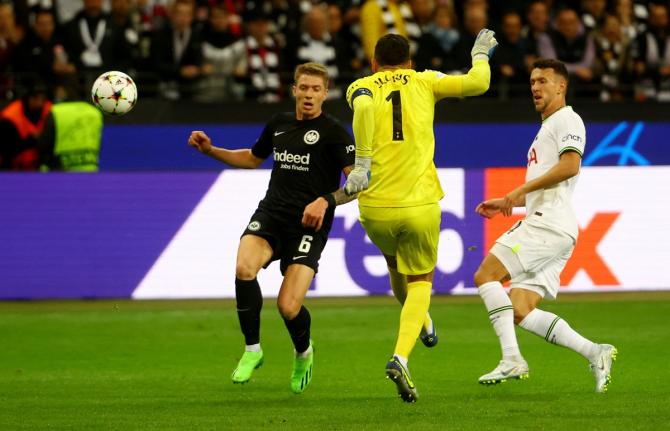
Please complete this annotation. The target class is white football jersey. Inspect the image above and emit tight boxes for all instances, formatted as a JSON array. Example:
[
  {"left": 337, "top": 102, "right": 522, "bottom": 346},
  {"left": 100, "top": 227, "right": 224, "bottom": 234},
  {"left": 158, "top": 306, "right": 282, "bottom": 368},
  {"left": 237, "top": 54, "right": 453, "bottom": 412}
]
[{"left": 525, "top": 106, "right": 585, "bottom": 239}]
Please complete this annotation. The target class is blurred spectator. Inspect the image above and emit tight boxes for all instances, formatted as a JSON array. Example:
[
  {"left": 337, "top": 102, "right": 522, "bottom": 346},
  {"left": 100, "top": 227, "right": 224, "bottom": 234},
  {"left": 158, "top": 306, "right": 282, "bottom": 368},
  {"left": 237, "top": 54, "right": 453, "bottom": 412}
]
[
  {"left": 110, "top": 0, "right": 141, "bottom": 69},
  {"left": 454, "top": 0, "right": 488, "bottom": 17},
  {"left": 151, "top": 0, "right": 211, "bottom": 99},
  {"left": 0, "top": 2, "right": 22, "bottom": 99},
  {"left": 580, "top": 0, "right": 607, "bottom": 33},
  {"left": 137, "top": 0, "right": 169, "bottom": 32},
  {"left": 414, "top": 2, "right": 459, "bottom": 71},
  {"left": 57, "top": 0, "right": 85, "bottom": 24},
  {"left": 287, "top": 4, "right": 343, "bottom": 97},
  {"left": 615, "top": 0, "right": 644, "bottom": 41},
  {"left": 211, "top": 0, "right": 244, "bottom": 37},
  {"left": 492, "top": 10, "right": 529, "bottom": 98},
  {"left": 63, "top": 0, "right": 132, "bottom": 93},
  {"left": 410, "top": 0, "right": 434, "bottom": 30},
  {"left": 239, "top": 5, "right": 283, "bottom": 102},
  {"left": 522, "top": 0, "right": 549, "bottom": 68},
  {"left": 0, "top": 78, "right": 51, "bottom": 170},
  {"left": 359, "top": 0, "right": 421, "bottom": 60},
  {"left": 14, "top": 8, "right": 77, "bottom": 100},
  {"left": 538, "top": 8, "right": 596, "bottom": 96},
  {"left": 196, "top": 4, "right": 245, "bottom": 101},
  {"left": 327, "top": 2, "right": 363, "bottom": 79},
  {"left": 37, "top": 100, "right": 103, "bottom": 171},
  {"left": 135, "top": 0, "right": 168, "bottom": 78},
  {"left": 593, "top": 13, "right": 633, "bottom": 101},
  {"left": 271, "top": 0, "right": 304, "bottom": 47},
  {"left": 450, "top": 3, "right": 487, "bottom": 72},
  {"left": 632, "top": 2, "right": 670, "bottom": 101}
]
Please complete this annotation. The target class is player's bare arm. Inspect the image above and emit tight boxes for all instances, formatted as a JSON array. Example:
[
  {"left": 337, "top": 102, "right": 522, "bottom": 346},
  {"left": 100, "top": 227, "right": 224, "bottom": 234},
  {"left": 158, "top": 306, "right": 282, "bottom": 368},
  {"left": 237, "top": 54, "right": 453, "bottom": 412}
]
[
  {"left": 302, "top": 165, "right": 356, "bottom": 231},
  {"left": 475, "top": 198, "right": 506, "bottom": 219},
  {"left": 500, "top": 151, "right": 581, "bottom": 216},
  {"left": 188, "top": 130, "right": 264, "bottom": 169}
]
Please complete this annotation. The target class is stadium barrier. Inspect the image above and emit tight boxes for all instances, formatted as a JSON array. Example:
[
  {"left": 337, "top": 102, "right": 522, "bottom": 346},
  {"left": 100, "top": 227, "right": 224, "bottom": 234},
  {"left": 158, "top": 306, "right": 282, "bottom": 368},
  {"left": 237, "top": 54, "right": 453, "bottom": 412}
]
[
  {"left": 1, "top": 166, "right": 667, "bottom": 299},
  {"left": 100, "top": 121, "right": 669, "bottom": 170}
]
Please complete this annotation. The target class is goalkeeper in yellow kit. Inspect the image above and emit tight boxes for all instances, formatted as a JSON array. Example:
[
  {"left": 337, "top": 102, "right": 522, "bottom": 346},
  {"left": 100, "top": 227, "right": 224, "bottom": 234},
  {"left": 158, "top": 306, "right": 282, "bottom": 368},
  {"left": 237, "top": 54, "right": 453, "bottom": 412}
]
[{"left": 344, "top": 31, "right": 498, "bottom": 402}]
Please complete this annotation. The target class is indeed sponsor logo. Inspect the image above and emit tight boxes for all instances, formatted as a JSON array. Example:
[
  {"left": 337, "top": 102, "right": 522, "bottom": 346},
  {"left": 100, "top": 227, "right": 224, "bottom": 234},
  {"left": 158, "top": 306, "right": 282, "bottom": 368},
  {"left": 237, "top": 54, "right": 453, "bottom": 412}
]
[{"left": 273, "top": 149, "right": 310, "bottom": 165}]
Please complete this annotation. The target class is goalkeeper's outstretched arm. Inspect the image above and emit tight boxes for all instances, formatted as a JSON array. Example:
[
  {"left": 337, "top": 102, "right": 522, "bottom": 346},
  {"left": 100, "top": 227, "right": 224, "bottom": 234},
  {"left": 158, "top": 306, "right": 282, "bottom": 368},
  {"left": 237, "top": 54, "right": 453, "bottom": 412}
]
[{"left": 433, "top": 28, "right": 497, "bottom": 99}]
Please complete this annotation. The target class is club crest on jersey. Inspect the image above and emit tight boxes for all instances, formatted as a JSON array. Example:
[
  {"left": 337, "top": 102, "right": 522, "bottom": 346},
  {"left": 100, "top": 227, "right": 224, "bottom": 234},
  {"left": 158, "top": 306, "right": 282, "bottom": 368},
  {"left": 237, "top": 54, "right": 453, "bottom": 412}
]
[
  {"left": 304, "top": 130, "right": 320, "bottom": 145},
  {"left": 247, "top": 221, "right": 261, "bottom": 231}
]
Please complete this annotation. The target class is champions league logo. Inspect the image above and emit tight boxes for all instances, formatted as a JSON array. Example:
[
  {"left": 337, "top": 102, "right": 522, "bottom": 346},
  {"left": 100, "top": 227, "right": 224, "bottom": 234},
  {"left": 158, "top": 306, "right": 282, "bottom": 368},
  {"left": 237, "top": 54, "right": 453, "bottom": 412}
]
[
  {"left": 247, "top": 221, "right": 261, "bottom": 231},
  {"left": 304, "top": 130, "right": 320, "bottom": 145}
]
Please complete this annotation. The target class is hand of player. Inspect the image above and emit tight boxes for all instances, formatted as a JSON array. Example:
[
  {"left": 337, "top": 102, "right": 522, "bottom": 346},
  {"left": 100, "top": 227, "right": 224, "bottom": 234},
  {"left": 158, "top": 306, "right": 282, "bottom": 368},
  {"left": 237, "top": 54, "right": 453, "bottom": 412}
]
[
  {"left": 501, "top": 187, "right": 525, "bottom": 216},
  {"left": 188, "top": 131, "right": 213, "bottom": 154},
  {"left": 344, "top": 156, "right": 371, "bottom": 195},
  {"left": 471, "top": 28, "right": 498, "bottom": 61},
  {"left": 302, "top": 197, "right": 329, "bottom": 231},
  {"left": 475, "top": 198, "right": 504, "bottom": 219}
]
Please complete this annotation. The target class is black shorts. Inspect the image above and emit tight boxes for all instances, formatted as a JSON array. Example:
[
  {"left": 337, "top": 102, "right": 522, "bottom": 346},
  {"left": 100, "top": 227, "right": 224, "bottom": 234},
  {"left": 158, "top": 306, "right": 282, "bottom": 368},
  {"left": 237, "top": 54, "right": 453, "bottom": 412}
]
[{"left": 242, "top": 208, "right": 328, "bottom": 275}]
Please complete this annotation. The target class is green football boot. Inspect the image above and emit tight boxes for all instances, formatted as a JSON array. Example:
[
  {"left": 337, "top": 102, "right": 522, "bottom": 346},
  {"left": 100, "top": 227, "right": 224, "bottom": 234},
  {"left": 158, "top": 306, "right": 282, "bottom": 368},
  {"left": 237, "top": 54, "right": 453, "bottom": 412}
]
[
  {"left": 231, "top": 350, "right": 264, "bottom": 384},
  {"left": 290, "top": 342, "right": 314, "bottom": 394}
]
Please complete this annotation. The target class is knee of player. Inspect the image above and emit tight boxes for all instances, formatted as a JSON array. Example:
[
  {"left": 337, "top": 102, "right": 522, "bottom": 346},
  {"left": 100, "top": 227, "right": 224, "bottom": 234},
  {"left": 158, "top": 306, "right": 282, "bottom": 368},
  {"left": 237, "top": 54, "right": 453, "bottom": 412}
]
[
  {"left": 512, "top": 302, "right": 533, "bottom": 325},
  {"left": 235, "top": 261, "right": 259, "bottom": 280},
  {"left": 276, "top": 297, "right": 300, "bottom": 320},
  {"left": 473, "top": 267, "right": 491, "bottom": 287}
]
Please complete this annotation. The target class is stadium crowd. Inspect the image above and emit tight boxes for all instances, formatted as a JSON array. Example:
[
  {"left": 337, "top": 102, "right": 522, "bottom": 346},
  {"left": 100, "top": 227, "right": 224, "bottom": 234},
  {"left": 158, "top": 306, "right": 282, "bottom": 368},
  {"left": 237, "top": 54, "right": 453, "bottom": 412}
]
[{"left": 2, "top": 0, "right": 670, "bottom": 103}]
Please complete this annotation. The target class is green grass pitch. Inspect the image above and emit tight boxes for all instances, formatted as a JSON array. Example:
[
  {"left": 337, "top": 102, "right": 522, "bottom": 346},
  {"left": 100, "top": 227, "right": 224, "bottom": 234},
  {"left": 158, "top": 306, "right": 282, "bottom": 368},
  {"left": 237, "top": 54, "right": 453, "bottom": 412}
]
[{"left": 1, "top": 292, "right": 669, "bottom": 430}]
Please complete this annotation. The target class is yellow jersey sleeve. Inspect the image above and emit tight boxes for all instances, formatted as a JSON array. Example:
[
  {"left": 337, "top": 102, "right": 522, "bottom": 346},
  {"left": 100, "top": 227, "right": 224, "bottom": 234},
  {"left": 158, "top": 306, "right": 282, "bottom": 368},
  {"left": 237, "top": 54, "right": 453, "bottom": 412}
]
[{"left": 420, "top": 59, "right": 491, "bottom": 101}]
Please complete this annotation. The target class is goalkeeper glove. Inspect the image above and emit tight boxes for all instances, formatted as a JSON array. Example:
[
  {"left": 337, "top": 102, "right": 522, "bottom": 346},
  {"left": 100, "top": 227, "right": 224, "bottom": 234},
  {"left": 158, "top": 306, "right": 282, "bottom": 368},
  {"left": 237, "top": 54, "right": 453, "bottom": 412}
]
[
  {"left": 471, "top": 28, "right": 498, "bottom": 61},
  {"left": 344, "top": 156, "right": 371, "bottom": 195}
]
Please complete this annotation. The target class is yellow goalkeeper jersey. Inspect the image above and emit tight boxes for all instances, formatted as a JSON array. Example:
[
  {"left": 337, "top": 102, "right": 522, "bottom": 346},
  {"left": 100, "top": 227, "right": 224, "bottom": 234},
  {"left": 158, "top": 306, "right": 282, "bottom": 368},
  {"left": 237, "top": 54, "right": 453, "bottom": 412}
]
[{"left": 346, "top": 62, "right": 490, "bottom": 208}]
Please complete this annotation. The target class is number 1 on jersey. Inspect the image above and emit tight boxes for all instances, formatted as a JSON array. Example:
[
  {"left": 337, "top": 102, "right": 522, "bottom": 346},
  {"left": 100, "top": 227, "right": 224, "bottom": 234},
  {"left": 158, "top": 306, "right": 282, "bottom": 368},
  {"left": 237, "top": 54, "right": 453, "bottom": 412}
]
[{"left": 386, "top": 90, "right": 404, "bottom": 141}]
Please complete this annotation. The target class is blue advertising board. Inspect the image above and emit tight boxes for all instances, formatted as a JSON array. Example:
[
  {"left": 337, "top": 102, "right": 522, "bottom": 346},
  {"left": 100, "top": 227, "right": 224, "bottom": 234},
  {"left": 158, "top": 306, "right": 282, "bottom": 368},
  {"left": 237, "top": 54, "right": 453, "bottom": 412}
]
[{"left": 100, "top": 122, "right": 669, "bottom": 170}]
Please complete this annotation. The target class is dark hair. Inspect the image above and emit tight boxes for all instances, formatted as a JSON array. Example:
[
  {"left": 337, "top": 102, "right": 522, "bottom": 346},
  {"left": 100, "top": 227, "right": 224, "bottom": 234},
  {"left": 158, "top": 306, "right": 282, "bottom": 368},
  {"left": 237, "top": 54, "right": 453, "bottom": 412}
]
[
  {"left": 532, "top": 58, "right": 569, "bottom": 82},
  {"left": 374, "top": 34, "right": 410, "bottom": 67}
]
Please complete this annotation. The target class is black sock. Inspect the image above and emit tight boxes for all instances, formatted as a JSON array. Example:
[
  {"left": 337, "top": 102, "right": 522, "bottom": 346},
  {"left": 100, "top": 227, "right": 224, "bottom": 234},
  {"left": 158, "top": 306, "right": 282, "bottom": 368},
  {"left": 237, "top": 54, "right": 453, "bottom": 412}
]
[
  {"left": 235, "top": 278, "right": 263, "bottom": 345},
  {"left": 283, "top": 306, "right": 311, "bottom": 353}
]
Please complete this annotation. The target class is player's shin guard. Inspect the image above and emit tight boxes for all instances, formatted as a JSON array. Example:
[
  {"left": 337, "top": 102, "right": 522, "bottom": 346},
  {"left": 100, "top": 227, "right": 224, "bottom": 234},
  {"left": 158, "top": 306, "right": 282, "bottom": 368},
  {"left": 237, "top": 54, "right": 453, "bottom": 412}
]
[
  {"left": 394, "top": 281, "right": 432, "bottom": 358},
  {"left": 283, "top": 306, "right": 311, "bottom": 353},
  {"left": 479, "top": 281, "right": 521, "bottom": 359},
  {"left": 389, "top": 269, "right": 433, "bottom": 339},
  {"left": 235, "top": 278, "right": 263, "bottom": 345},
  {"left": 519, "top": 308, "right": 599, "bottom": 361}
]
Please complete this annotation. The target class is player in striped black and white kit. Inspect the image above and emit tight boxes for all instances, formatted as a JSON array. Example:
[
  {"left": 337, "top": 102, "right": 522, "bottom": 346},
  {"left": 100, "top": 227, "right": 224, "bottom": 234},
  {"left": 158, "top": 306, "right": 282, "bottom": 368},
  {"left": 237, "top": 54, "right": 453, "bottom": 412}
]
[{"left": 473, "top": 58, "right": 618, "bottom": 393}]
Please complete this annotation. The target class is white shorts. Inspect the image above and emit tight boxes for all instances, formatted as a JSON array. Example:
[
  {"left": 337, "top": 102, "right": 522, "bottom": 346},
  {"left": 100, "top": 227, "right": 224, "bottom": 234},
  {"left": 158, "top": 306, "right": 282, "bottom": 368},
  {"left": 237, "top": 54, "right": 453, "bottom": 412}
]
[{"left": 491, "top": 216, "right": 575, "bottom": 299}]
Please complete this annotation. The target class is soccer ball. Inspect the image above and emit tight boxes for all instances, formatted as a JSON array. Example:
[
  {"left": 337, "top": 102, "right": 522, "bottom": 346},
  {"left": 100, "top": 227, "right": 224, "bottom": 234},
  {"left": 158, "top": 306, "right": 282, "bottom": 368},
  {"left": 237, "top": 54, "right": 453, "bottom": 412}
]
[{"left": 91, "top": 71, "right": 138, "bottom": 115}]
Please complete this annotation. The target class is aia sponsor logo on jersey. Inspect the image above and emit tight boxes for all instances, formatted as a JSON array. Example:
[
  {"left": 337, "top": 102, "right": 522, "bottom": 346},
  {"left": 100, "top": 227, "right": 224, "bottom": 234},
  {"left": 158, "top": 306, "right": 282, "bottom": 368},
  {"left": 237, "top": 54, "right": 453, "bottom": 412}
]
[
  {"left": 304, "top": 130, "right": 320, "bottom": 144},
  {"left": 528, "top": 147, "right": 538, "bottom": 165}
]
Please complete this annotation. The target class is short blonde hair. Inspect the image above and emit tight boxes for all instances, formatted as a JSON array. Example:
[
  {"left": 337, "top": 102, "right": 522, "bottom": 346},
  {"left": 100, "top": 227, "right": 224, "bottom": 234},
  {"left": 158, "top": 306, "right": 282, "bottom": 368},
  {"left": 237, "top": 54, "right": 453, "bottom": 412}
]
[{"left": 294, "top": 62, "right": 329, "bottom": 88}]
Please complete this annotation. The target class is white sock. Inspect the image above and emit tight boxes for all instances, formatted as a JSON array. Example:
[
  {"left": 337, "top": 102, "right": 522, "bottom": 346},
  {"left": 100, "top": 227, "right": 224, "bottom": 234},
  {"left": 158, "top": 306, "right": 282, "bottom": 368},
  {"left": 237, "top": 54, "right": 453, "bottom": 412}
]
[
  {"left": 394, "top": 354, "right": 408, "bottom": 368},
  {"left": 519, "top": 309, "right": 600, "bottom": 362},
  {"left": 245, "top": 343, "right": 261, "bottom": 353},
  {"left": 479, "top": 281, "right": 521, "bottom": 359},
  {"left": 296, "top": 344, "right": 313, "bottom": 358},
  {"left": 424, "top": 313, "right": 434, "bottom": 334}
]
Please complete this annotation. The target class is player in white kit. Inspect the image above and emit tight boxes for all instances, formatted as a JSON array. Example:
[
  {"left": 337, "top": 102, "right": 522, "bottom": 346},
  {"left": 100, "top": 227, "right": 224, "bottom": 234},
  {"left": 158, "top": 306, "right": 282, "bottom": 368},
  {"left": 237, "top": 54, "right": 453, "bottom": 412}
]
[{"left": 472, "top": 59, "right": 617, "bottom": 393}]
